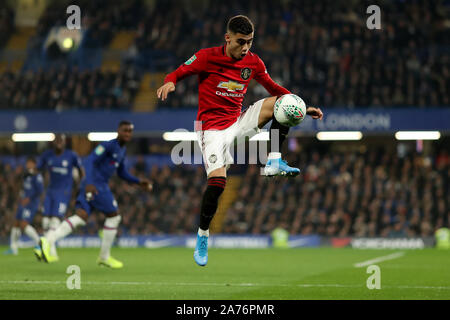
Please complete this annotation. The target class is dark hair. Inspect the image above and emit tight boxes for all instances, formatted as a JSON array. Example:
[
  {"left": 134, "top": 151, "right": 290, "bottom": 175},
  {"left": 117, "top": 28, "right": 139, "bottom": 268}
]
[
  {"left": 55, "top": 133, "right": 66, "bottom": 140},
  {"left": 227, "top": 15, "right": 254, "bottom": 35},
  {"left": 26, "top": 157, "right": 36, "bottom": 164},
  {"left": 119, "top": 120, "right": 133, "bottom": 128}
]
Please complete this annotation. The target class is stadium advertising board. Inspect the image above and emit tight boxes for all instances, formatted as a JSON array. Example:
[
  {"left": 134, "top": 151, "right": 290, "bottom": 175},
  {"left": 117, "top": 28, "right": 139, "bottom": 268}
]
[
  {"left": 10, "top": 235, "right": 436, "bottom": 249},
  {"left": 1, "top": 109, "right": 449, "bottom": 133},
  {"left": 11, "top": 235, "right": 320, "bottom": 248}
]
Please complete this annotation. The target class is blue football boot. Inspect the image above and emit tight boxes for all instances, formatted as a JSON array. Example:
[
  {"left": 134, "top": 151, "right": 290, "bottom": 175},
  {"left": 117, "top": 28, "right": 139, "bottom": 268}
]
[
  {"left": 193, "top": 234, "right": 209, "bottom": 266},
  {"left": 3, "top": 248, "right": 18, "bottom": 255},
  {"left": 264, "top": 157, "right": 300, "bottom": 177}
]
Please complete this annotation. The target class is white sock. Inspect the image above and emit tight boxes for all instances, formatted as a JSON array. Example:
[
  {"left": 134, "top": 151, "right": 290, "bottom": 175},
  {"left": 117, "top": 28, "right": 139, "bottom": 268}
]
[
  {"left": 42, "top": 217, "right": 50, "bottom": 234},
  {"left": 48, "top": 215, "right": 86, "bottom": 245},
  {"left": 268, "top": 152, "right": 282, "bottom": 160},
  {"left": 100, "top": 216, "right": 121, "bottom": 260},
  {"left": 10, "top": 227, "right": 21, "bottom": 254},
  {"left": 198, "top": 228, "right": 209, "bottom": 237},
  {"left": 24, "top": 225, "right": 40, "bottom": 245},
  {"left": 48, "top": 217, "right": 61, "bottom": 256}
]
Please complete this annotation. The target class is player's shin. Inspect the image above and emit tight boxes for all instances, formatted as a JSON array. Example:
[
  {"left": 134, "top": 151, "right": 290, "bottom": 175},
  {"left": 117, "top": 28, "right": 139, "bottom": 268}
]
[
  {"left": 47, "top": 215, "right": 86, "bottom": 244},
  {"left": 199, "top": 177, "right": 226, "bottom": 233},
  {"left": 24, "top": 225, "right": 40, "bottom": 245},
  {"left": 269, "top": 115, "right": 290, "bottom": 156},
  {"left": 10, "top": 227, "right": 21, "bottom": 254},
  {"left": 99, "top": 215, "right": 121, "bottom": 260},
  {"left": 48, "top": 217, "right": 61, "bottom": 256},
  {"left": 42, "top": 216, "right": 50, "bottom": 234}
]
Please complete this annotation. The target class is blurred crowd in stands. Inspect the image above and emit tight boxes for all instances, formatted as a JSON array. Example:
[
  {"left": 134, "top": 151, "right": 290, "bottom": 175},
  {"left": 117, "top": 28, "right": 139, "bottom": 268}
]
[
  {"left": 30, "top": 0, "right": 143, "bottom": 50},
  {"left": 0, "top": 65, "right": 141, "bottom": 110},
  {"left": 148, "top": 0, "right": 450, "bottom": 109},
  {"left": 0, "top": 146, "right": 448, "bottom": 238},
  {"left": 1, "top": 0, "right": 449, "bottom": 110},
  {"left": 0, "top": 5, "right": 15, "bottom": 49},
  {"left": 224, "top": 147, "right": 450, "bottom": 237}
]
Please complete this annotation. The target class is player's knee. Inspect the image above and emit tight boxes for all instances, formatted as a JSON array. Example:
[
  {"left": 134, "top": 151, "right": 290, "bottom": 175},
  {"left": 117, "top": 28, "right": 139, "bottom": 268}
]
[
  {"left": 104, "top": 215, "right": 121, "bottom": 229},
  {"left": 75, "top": 208, "right": 89, "bottom": 222},
  {"left": 19, "top": 220, "right": 28, "bottom": 230},
  {"left": 208, "top": 167, "right": 227, "bottom": 178},
  {"left": 258, "top": 96, "right": 278, "bottom": 127}
]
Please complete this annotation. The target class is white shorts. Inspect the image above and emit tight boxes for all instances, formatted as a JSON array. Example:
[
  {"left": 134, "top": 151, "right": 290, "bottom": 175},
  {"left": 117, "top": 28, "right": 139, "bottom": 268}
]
[{"left": 196, "top": 98, "right": 265, "bottom": 176}]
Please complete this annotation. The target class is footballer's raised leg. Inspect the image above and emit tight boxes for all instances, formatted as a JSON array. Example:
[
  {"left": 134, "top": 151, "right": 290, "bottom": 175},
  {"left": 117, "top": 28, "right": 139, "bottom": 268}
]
[
  {"left": 256, "top": 96, "right": 301, "bottom": 177},
  {"left": 40, "top": 209, "right": 87, "bottom": 263}
]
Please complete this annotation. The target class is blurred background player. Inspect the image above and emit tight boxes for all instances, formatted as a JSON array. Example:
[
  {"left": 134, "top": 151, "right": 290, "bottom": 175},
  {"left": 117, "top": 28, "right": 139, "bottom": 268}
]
[
  {"left": 157, "top": 15, "right": 323, "bottom": 266},
  {"left": 4, "top": 158, "right": 44, "bottom": 256},
  {"left": 34, "top": 134, "right": 84, "bottom": 261},
  {"left": 39, "top": 121, "right": 153, "bottom": 268}
]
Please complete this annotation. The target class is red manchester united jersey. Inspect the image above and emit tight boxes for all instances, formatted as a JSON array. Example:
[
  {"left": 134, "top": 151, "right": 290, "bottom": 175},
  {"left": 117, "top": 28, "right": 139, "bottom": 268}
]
[{"left": 164, "top": 45, "right": 290, "bottom": 130}]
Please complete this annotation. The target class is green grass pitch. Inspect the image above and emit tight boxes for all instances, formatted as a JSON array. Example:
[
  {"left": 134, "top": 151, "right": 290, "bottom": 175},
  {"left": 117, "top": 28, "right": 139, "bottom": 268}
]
[{"left": 1, "top": 246, "right": 449, "bottom": 300}]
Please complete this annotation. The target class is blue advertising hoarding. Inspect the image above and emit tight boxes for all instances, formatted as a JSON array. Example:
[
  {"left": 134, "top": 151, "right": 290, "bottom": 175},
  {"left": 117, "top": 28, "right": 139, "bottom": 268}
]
[
  {"left": 12, "top": 234, "right": 321, "bottom": 248},
  {"left": 0, "top": 108, "right": 448, "bottom": 134}
]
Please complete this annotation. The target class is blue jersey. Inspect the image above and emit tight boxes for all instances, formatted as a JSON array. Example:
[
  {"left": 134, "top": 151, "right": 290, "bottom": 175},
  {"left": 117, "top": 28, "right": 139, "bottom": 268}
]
[
  {"left": 21, "top": 172, "right": 44, "bottom": 207},
  {"left": 76, "top": 139, "right": 139, "bottom": 215},
  {"left": 16, "top": 172, "right": 44, "bottom": 222},
  {"left": 84, "top": 139, "right": 139, "bottom": 186},
  {"left": 38, "top": 149, "right": 83, "bottom": 191}
]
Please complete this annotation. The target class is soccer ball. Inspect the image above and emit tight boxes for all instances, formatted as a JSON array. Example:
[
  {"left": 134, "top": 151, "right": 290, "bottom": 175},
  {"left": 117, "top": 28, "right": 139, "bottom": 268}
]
[{"left": 273, "top": 94, "right": 307, "bottom": 127}]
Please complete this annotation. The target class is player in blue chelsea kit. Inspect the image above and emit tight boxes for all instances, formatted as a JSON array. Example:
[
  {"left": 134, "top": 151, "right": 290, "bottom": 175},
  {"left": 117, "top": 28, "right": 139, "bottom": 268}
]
[
  {"left": 4, "top": 158, "right": 44, "bottom": 255},
  {"left": 34, "top": 134, "right": 84, "bottom": 261},
  {"left": 39, "top": 121, "right": 153, "bottom": 268}
]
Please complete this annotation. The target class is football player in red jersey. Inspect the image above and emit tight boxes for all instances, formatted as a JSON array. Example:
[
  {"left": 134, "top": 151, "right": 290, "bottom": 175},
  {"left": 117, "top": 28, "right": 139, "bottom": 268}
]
[{"left": 157, "top": 15, "right": 323, "bottom": 266}]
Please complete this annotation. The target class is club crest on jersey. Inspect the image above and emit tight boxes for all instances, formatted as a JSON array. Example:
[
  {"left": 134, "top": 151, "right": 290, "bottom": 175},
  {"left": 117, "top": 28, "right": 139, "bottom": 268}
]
[
  {"left": 95, "top": 145, "right": 105, "bottom": 155},
  {"left": 185, "top": 55, "right": 197, "bottom": 65},
  {"left": 217, "top": 81, "right": 245, "bottom": 92},
  {"left": 240, "top": 67, "right": 252, "bottom": 80}
]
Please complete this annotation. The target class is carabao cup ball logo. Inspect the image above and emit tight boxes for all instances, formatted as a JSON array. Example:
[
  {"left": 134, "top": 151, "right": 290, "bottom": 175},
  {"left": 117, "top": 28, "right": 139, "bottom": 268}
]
[{"left": 274, "top": 94, "right": 306, "bottom": 127}]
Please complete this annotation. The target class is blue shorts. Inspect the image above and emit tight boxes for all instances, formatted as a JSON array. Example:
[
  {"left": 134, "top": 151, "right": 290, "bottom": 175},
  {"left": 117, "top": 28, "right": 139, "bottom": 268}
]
[
  {"left": 75, "top": 183, "right": 118, "bottom": 215},
  {"left": 43, "top": 189, "right": 72, "bottom": 218},
  {"left": 16, "top": 205, "right": 39, "bottom": 223}
]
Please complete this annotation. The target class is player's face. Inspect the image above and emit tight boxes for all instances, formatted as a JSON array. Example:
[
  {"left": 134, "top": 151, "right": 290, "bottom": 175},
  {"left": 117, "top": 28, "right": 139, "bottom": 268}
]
[
  {"left": 25, "top": 160, "right": 36, "bottom": 172},
  {"left": 53, "top": 135, "right": 66, "bottom": 151},
  {"left": 225, "top": 32, "right": 254, "bottom": 60},
  {"left": 118, "top": 124, "right": 134, "bottom": 143}
]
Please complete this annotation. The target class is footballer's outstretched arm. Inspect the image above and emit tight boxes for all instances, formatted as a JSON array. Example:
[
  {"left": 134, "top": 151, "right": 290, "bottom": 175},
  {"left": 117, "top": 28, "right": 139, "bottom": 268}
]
[
  {"left": 253, "top": 57, "right": 291, "bottom": 97},
  {"left": 157, "top": 82, "right": 175, "bottom": 101},
  {"left": 157, "top": 50, "right": 207, "bottom": 101},
  {"left": 306, "top": 107, "right": 324, "bottom": 120},
  {"left": 254, "top": 58, "right": 323, "bottom": 120},
  {"left": 117, "top": 160, "right": 153, "bottom": 191},
  {"left": 117, "top": 160, "right": 140, "bottom": 184},
  {"left": 72, "top": 152, "right": 85, "bottom": 189}
]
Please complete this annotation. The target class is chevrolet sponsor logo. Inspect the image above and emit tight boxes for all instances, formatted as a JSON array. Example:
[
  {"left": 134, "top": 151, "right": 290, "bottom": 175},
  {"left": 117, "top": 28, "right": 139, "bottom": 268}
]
[{"left": 217, "top": 81, "right": 245, "bottom": 92}]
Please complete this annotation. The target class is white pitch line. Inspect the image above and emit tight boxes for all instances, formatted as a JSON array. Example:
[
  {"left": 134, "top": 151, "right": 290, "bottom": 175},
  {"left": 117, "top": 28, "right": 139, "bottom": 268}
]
[
  {"left": 353, "top": 251, "right": 405, "bottom": 268},
  {"left": 1, "top": 279, "right": 450, "bottom": 290}
]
